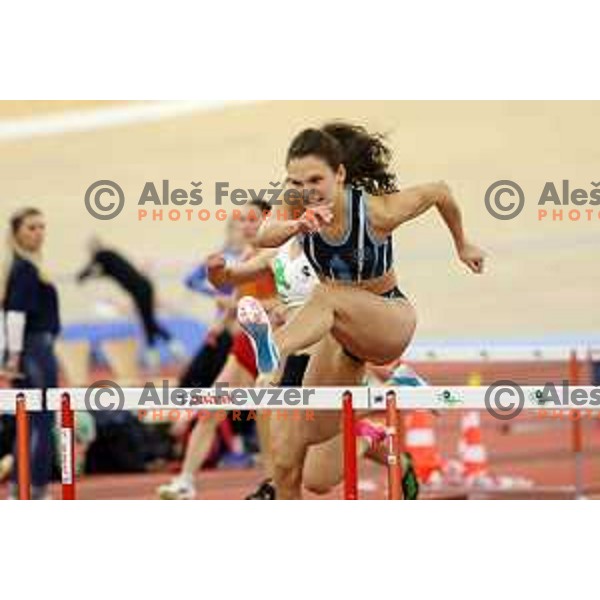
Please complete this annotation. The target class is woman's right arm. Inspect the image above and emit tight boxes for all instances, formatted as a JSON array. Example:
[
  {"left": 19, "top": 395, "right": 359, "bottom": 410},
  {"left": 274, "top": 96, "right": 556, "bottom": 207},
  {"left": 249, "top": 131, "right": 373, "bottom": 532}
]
[
  {"left": 255, "top": 202, "right": 333, "bottom": 248},
  {"left": 254, "top": 200, "right": 302, "bottom": 247},
  {"left": 255, "top": 218, "right": 302, "bottom": 248}
]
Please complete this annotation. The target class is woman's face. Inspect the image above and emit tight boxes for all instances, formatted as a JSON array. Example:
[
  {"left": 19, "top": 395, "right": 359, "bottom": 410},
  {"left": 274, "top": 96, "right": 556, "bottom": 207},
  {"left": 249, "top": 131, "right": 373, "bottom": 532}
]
[
  {"left": 226, "top": 216, "right": 248, "bottom": 252},
  {"left": 286, "top": 155, "right": 345, "bottom": 207},
  {"left": 15, "top": 213, "right": 46, "bottom": 253}
]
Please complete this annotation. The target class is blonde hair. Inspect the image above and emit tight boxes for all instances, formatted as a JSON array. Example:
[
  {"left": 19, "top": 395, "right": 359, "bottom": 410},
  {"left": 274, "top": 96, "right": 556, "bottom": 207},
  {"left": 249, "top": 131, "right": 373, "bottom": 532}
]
[{"left": 0, "top": 207, "right": 46, "bottom": 306}]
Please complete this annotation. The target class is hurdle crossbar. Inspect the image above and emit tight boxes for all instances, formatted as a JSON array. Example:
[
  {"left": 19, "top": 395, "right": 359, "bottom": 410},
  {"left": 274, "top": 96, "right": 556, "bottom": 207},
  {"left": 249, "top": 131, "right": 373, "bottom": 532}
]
[{"left": 46, "top": 385, "right": 600, "bottom": 412}]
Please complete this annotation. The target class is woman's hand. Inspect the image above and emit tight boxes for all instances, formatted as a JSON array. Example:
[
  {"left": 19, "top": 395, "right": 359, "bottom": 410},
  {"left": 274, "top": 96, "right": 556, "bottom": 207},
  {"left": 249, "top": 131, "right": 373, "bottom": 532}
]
[
  {"left": 2, "top": 353, "right": 22, "bottom": 378},
  {"left": 457, "top": 242, "right": 486, "bottom": 274},
  {"left": 298, "top": 204, "right": 333, "bottom": 234}
]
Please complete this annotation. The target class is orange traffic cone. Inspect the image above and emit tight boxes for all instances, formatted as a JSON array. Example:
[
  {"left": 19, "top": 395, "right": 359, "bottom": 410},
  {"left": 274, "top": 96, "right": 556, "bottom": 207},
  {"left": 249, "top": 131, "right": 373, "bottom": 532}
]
[
  {"left": 404, "top": 410, "right": 444, "bottom": 485},
  {"left": 459, "top": 411, "right": 489, "bottom": 485}
]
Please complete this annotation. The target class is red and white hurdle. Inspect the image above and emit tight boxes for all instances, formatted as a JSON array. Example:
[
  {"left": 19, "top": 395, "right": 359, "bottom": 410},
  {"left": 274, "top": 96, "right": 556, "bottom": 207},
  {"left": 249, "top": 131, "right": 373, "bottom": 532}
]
[
  {"left": 46, "top": 386, "right": 407, "bottom": 500},
  {"left": 3, "top": 348, "right": 598, "bottom": 500}
]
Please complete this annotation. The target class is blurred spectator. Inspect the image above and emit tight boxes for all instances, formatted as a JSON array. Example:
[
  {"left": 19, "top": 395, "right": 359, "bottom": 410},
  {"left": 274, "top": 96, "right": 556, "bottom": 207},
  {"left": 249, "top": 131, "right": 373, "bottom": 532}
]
[{"left": 1, "top": 207, "right": 59, "bottom": 499}]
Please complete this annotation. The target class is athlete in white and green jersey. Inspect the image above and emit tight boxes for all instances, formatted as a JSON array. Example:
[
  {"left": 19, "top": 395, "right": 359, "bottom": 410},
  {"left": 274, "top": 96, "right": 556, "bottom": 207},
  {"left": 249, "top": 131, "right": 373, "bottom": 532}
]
[{"left": 272, "top": 239, "right": 318, "bottom": 309}]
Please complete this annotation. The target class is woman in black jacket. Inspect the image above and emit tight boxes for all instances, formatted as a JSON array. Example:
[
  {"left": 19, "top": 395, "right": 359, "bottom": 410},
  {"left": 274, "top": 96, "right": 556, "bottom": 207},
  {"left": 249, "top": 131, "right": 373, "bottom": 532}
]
[{"left": 2, "top": 207, "right": 60, "bottom": 499}]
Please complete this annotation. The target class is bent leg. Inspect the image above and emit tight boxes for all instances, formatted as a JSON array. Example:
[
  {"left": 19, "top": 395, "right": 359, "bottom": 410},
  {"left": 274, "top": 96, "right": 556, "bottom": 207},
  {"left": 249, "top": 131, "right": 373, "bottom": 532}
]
[
  {"left": 330, "top": 286, "right": 417, "bottom": 364},
  {"left": 257, "top": 283, "right": 416, "bottom": 373},
  {"left": 270, "top": 336, "right": 364, "bottom": 498}
]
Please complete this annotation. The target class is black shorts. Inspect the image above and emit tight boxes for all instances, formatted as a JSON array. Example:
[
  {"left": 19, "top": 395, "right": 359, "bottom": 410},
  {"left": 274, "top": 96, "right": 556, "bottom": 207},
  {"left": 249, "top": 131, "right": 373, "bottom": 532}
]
[
  {"left": 381, "top": 285, "right": 407, "bottom": 300},
  {"left": 279, "top": 354, "right": 311, "bottom": 386}
]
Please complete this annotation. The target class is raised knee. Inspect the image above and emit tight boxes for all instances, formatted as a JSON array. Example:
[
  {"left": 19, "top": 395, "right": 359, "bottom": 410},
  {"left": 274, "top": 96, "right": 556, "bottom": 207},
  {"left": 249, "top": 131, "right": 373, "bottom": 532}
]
[
  {"left": 304, "top": 459, "right": 339, "bottom": 495},
  {"left": 304, "top": 478, "right": 333, "bottom": 496}
]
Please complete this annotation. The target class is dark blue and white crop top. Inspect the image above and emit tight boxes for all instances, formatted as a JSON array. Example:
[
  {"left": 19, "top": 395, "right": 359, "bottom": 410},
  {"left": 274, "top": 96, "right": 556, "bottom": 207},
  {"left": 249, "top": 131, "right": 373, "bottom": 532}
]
[{"left": 300, "top": 186, "right": 393, "bottom": 282}]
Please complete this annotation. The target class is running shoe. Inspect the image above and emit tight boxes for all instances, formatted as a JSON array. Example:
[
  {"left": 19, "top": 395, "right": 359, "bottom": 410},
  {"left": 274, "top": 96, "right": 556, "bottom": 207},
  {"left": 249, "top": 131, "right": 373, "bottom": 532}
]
[
  {"left": 237, "top": 296, "right": 280, "bottom": 374},
  {"left": 220, "top": 451, "right": 255, "bottom": 469},
  {"left": 245, "top": 478, "right": 276, "bottom": 500},
  {"left": 355, "top": 419, "right": 387, "bottom": 448},
  {"left": 157, "top": 475, "right": 196, "bottom": 500},
  {"left": 401, "top": 452, "right": 420, "bottom": 500},
  {"left": 386, "top": 363, "right": 427, "bottom": 387}
]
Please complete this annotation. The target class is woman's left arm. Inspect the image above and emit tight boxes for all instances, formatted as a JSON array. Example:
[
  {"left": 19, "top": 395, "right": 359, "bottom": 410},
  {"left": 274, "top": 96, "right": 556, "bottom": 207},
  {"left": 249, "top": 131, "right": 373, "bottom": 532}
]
[{"left": 372, "top": 182, "right": 485, "bottom": 274}]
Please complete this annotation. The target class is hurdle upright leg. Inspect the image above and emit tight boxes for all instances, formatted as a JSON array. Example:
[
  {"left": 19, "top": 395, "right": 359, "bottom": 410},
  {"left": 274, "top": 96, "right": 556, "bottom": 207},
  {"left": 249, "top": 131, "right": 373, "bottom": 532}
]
[
  {"left": 342, "top": 391, "right": 358, "bottom": 499},
  {"left": 60, "top": 392, "right": 76, "bottom": 500},
  {"left": 15, "top": 393, "right": 31, "bottom": 500},
  {"left": 386, "top": 391, "right": 403, "bottom": 500},
  {"left": 569, "top": 350, "right": 584, "bottom": 497}
]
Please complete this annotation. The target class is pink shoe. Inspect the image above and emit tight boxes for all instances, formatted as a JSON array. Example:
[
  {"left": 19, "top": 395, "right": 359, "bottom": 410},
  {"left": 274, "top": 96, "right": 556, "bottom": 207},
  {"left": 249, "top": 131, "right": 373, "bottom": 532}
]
[{"left": 355, "top": 419, "right": 387, "bottom": 448}]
